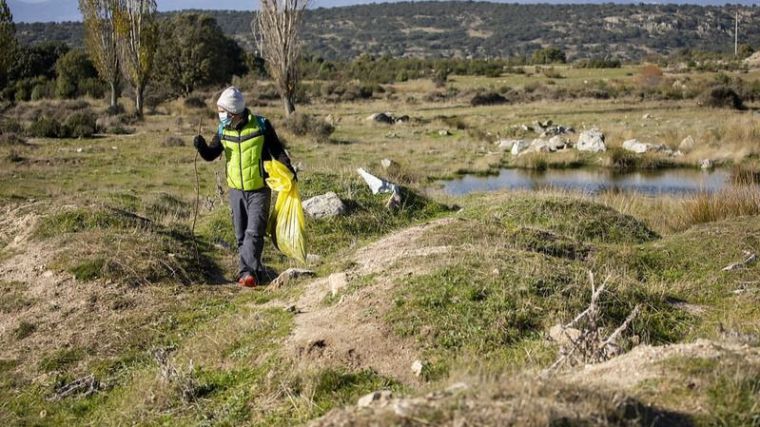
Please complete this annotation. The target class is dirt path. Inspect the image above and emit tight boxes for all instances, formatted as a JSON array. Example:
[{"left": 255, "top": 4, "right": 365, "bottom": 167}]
[{"left": 284, "top": 218, "right": 456, "bottom": 384}]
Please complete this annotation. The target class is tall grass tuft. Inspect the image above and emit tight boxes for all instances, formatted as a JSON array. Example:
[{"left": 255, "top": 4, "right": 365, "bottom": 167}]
[{"left": 682, "top": 186, "right": 760, "bottom": 226}]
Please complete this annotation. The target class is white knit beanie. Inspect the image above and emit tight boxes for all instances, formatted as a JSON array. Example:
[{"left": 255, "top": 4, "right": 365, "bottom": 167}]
[{"left": 217, "top": 86, "right": 246, "bottom": 114}]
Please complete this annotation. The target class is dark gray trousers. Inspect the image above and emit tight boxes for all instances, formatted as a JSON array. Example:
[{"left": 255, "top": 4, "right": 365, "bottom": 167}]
[{"left": 229, "top": 187, "right": 271, "bottom": 281}]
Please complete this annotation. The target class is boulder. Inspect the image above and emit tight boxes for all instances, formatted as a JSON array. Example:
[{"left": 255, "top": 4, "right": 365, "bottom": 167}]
[
  {"left": 576, "top": 129, "right": 606, "bottom": 153},
  {"left": 511, "top": 139, "right": 532, "bottom": 156},
  {"left": 495, "top": 139, "right": 521, "bottom": 151},
  {"left": 547, "top": 135, "right": 570, "bottom": 151},
  {"left": 622, "top": 139, "right": 651, "bottom": 154},
  {"left": 302, "top": 192, "right": 346, "bottom": 219},
  {"left": 357, "top": 390, "right": 393, "bottom": 408},
  {"left": 679, "top": 135, "right": 696, "bottom": 152},
  {"left": 526, "top": 138, "right": 552, "bottom": 154}
]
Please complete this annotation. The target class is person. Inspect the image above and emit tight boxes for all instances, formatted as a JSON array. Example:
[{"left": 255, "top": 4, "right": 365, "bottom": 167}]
[{"left": 194, "top": 86, "right": 296, "bottom": 288}]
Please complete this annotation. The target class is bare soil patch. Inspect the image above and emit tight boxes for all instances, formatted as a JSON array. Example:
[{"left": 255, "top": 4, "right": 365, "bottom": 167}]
[{"left": 285, "top": 218, "right": 456, "bottom": 384}]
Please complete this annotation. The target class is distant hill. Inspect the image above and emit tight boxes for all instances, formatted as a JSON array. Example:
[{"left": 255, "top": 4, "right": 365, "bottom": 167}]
[{"left": 13, "top": 2, "right": 760, "bottom": 61}]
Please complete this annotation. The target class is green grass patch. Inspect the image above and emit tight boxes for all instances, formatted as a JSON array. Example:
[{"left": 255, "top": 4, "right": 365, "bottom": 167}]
[
  {"left": 14, "top": 321, "right": 36, "bottom": 340},
  {"left": 39, "top": 348, "right": 86, "bottom": 373},
  {"left": 470, "top": 195, "right": 659, "bottom": 244},
  {"left": 69, "top": 257, "right": 107, "bottom": 281}
]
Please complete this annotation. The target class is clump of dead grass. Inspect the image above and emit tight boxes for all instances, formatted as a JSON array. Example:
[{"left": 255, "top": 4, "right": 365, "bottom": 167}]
[{"left": 682, "top": 185, "right": 760, "bottom": 226}]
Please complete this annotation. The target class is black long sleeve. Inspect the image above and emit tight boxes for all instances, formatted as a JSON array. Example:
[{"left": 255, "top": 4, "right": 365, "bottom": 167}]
[
  {"left": 197, "top": 133, "right": 223, "bottom": 161},
  {"left": 261, "top": 119, "right": 297, "bottom": 178}
]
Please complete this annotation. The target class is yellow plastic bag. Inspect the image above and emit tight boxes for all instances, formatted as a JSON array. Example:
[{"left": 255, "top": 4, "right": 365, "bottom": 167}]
[{"left": 265, "top": 160, "right": 307, "bottom": 263}]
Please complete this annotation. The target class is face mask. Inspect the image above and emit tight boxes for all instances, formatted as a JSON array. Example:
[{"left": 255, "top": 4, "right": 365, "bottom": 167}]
[{"left": 219, "top": 111, "right": 232, "bottom": 127}]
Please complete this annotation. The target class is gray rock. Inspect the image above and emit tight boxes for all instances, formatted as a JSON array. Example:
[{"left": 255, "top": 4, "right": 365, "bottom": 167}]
[
  {"left": 548, "top": 135, "right": 570, "bottom": 150},
  {"left": 495, "top": 139, "right": 519, "bottom": 151},
  {"left": 525, "top": 138, "right": 552, "bottom": 154},
  {"left": 622, "top": 139, "right": 650, "bottom": 154},
  {"left": 302, "top": 192, "right": 346, "bottom": 219},
  {"left": 576, "top": 129, "right": 607, "bottom": 153},
  {"left": 679, "top": 135, "right": 696, "bottom": 152},
  {"left": 511, "top": 139, "right": 532, "bottom": 156},
  {"left": 357, "top": 390, "right": 393, "bottom": 408}
]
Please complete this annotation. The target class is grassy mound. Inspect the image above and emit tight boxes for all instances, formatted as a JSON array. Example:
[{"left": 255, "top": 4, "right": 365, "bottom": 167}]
[
  {"left": 473, "top": 195, "right": 659, "bottom": 244},
  {"left": 34, "top": 193, "right": 215, "bottom": 286}
]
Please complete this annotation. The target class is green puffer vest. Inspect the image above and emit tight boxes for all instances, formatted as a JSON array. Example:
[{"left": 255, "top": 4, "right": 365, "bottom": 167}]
[{"left": 220, "top": 114, "right": 267, "bottom": 191}]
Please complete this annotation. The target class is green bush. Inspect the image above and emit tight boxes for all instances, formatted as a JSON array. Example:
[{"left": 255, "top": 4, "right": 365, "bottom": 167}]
[
  {"left": 64, "top": 111, "right": 97, "bottom": 138},
  {"left": 285, "top": 112, "right": 335, "bottom": 140},
  {"left": 27, "top": 116, "right": 63, "bottom": 138},
  {"left": 701, "top": 86, "right": 745, "bottom": 110}
]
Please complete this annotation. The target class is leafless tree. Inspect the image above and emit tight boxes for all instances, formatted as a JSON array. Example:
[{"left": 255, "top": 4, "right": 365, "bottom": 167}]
[
  {"left": 253, "top": 0, "right": 310, "bottom": 116},
  {"left": 115, "top": 0, "right": 158, "bottom": 117},
  {"left": 79, "top": 0, "right": 121, "bottom": 108}
]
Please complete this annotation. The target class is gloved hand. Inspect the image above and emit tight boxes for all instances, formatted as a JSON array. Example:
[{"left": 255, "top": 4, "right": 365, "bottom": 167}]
[{"left": 193, "top": 135, "right": 206, "bottom": 150}]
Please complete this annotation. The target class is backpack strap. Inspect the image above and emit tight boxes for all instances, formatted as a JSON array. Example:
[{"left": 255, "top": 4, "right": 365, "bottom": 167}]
[{"left": 254, "top": 115, "right": 267, "bottom": 133}]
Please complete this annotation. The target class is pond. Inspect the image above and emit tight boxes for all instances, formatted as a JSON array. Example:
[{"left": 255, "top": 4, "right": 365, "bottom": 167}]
[{"left": 441, "top": 168, "right": 731, "bottom": 197}]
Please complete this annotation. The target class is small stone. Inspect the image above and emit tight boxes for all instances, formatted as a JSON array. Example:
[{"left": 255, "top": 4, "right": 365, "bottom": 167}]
[
  {"left": 302, "top": 192, "right": 346, "bottom": 219},
  {"left": 411, "top": 360, "right": 424, "bottom": 377},
  {"left": 357, "top": 390, "right": 393, "bottom": 408},
  {"left": 329, "top": 272, "right": 349, "bottom": 297}
]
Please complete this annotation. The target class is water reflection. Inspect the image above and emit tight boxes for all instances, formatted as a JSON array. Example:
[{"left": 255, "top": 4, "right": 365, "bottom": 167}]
[{"left": 442, "top": 168, "right": 731, "bottom": 196}]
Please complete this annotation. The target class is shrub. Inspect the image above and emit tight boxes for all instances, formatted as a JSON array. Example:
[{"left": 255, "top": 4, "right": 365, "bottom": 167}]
[
  {"left": 285, "top": 112, "right": 335, "bottom": 140},
  {"left": 163, "top": 136, "right": 186, "bottom": 147},
  {"left": 701, "top": 86, "right": 745, "bottom": 110},
  {"left": 64, "top": 111, "right": 97, "bottom": 138},
  {"left": 27, "top": 117, "right": 63, "bottom": 138},
  {"left": 105, "top": 103, "right": 126, "bottom": 116},
  {"left": 184, "top": 95, "right": 207, "bottom": 109},
  {"left": 470, "top": 92, "right": 508, "bottom": 106},
  {"left": 637, "top": 64, "right": 664, "bottom": 87}
]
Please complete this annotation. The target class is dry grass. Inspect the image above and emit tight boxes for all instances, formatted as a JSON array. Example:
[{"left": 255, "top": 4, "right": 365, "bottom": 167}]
[{"left": 682, "top": 185, "right": 760, "bottom": 226}]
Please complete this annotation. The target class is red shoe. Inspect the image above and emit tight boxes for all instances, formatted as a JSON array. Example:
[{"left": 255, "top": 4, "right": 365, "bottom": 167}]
[{"left": 238, "top": 275, "right": 257, "bottom": 288}]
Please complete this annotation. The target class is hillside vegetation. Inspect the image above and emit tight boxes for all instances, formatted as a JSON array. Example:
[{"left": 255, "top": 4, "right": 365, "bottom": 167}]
[{"left": 14, "top": 2, "right": 760, "bottom": 60}]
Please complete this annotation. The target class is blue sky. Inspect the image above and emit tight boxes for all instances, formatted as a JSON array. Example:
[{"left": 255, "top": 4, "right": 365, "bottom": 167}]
[{"left": 8, "top": 0, "right": 759, "bottom": 23}]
